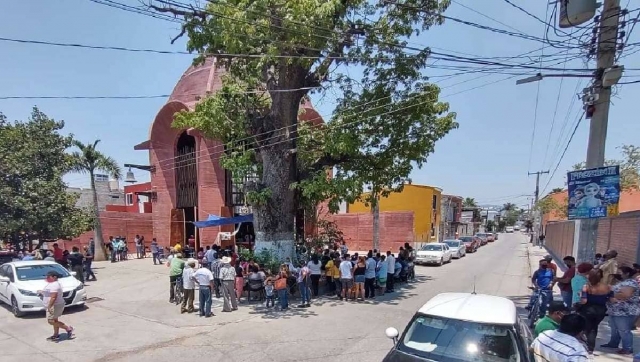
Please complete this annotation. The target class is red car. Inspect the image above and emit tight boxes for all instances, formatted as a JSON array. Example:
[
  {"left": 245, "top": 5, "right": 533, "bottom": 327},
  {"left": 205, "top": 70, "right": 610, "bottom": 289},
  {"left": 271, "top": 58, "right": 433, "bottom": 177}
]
[
  {"left": 459, "top": 236, "right": 479, "bottom": 253},
  {"left": 486, "top": 233, "right": 495, "bottom": 242}
]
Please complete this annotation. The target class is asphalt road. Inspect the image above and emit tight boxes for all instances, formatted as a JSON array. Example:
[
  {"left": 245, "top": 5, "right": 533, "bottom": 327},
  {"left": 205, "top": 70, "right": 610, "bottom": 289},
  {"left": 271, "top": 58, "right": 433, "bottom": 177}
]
[{"left": 0, "top": 233, "right": 533, "bottom": 362}]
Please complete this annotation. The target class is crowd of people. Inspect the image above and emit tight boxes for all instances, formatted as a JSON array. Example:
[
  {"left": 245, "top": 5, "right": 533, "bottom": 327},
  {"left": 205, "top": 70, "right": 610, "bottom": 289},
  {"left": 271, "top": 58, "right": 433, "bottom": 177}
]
[
  {"left": 163, "top": 242, "right": 417, "bottom": 314},
  {"left": 529, "top": 249, "right": 640, "bottom": 357}
]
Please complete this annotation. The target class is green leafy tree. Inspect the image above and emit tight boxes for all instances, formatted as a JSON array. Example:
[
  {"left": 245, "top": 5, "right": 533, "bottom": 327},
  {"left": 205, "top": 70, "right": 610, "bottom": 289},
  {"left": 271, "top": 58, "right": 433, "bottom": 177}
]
[
  {"left": 502, "top": 203, "right": 516, "bottom": 212},
  {"left": 551, "top": 187, "right": 564, "bottom": 193},
  {"left": 463, "top": 197, "right": 477, "bottom": 208},
  {"left": 69, "top": 140, "right": 121, "bottom": 261},
  {"left": 572, "top": 144, "right": 640, "bottom": 190},
  {"left": 485, "top": 220, "right": 495, "bottom": 232},
  {"left": 0, "top": 108, "right": 93, "bottom": 250},
  {"left": 161, "top": 0, "right": 457, "bottom": 256}
]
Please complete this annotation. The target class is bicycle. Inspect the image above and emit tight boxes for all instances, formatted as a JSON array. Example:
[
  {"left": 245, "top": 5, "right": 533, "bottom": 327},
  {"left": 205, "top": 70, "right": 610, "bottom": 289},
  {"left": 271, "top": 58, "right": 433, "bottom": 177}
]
[
  {"left": 174, "top": 277, "right": 184, "bottom": 305},
  {"left": 527, "top": 286, "right": 552, "bottom": 328}
]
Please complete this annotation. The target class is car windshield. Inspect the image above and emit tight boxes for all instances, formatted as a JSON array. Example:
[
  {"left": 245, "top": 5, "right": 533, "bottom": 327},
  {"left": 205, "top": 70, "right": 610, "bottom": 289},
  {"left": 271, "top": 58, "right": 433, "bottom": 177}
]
[
  {"left": 421, "top": 244, "right": 443, "bottom": 251},
  {"left": 476, "top": 234, "right": 486, "bottom": 237},
  {"left": 398, "top": 314, "right": 519, "bottom": 362},
  {"left": 459, "top": 237, "right": 472, "bottom": 243},
  {"left": 445, "top": 241, "right": 460, "bottom": 248},
  {"left": 15, "top": 264, "right": 70, "bottom": 281}
]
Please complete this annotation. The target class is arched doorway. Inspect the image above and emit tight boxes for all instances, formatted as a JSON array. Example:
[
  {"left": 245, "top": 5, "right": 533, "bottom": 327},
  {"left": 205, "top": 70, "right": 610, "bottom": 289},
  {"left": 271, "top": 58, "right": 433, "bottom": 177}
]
[{"left": 171, "top": 132, "right": 198, "bottom": 251}]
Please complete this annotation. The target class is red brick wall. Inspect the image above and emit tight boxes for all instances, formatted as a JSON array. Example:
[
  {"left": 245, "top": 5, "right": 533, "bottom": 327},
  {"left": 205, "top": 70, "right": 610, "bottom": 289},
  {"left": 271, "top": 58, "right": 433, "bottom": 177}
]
[
  {"left": 546, "top": 212, "right": 640, "bottom": 265},
  {"left": 58, "top": 211, "right": 153, "bottom": 251},
  {"left": 328, "top": 211, "right": 414, "bottom": 252}
]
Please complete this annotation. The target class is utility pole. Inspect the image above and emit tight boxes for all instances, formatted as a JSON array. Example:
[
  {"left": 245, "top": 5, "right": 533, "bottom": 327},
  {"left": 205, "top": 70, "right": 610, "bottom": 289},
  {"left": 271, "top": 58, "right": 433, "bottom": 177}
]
[
  {"left": 372, "top": 191, "right": 380, "bottom": 251},
  {"left": 529, "top": 170, "right": 549, "bottom": 239},
  {"left": 529, "top": 171, "right": 550, "bottom": 204},
  {"left": 576, "top": 0, "right": 622, "bottom": 263}
]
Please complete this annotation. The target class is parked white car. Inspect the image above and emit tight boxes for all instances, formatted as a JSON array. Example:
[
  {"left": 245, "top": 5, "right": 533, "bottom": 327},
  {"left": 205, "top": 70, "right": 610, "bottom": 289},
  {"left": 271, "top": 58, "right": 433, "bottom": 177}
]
[
  {"left": 415, "top": 243, "right": 452, "bottom": 266},
  {"left": 0, "top": 260, "right": 87, "bottom": 317},
  {"left": 505, "top": 226, "right": 514, "bottom": 233},
  {"left": 382, "top": 293, "right": 535, "bottom": 362},
  {"left": 443, "top": 239, "right": 466, "bottom": 259}
]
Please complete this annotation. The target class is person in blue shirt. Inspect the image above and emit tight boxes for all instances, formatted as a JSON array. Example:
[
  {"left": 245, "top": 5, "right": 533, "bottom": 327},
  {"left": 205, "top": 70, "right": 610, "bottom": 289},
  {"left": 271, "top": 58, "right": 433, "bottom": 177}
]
[{"left": 527, "top": 259, "right": 555, "bottom": 317}]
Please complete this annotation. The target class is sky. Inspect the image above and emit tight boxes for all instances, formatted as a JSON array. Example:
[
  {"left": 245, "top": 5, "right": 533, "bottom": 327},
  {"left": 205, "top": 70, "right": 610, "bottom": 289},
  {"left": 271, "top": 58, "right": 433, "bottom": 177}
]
[{"left": 1, "top": 0, "right": 639, "bottom": 210}]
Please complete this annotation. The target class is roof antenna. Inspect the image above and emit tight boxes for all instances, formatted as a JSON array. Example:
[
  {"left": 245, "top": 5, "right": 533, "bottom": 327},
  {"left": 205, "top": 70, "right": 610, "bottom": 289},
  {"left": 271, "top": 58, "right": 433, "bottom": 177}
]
[{"left": 472, "top": 276, "right": 477, "bottom": 295}]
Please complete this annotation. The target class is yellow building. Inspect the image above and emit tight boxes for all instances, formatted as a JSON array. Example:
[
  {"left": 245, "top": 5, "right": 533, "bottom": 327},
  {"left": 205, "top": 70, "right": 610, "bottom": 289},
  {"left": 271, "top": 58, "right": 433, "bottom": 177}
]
[{"left": 347, "top": 184, "right": 442, "bottom": 244}]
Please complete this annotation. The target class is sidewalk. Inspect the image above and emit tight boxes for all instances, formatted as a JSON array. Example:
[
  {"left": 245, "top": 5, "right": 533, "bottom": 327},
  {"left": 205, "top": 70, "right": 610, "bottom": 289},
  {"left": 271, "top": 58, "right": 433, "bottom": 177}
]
[{"left": 526, "top": 243, "right": 639, "bottom": 360}]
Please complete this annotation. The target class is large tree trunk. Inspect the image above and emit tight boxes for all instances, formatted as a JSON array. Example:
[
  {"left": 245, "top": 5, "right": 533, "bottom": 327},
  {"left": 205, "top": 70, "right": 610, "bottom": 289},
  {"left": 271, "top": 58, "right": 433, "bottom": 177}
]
[
  {"left": 251, "top": 67, "right": 305, "bottom": 260},
  {"left": 90, "top": 172, "right": 107, "bottom": 261},
  {"left": 372, "top": 194, "right": 380, "bottom": 251}
]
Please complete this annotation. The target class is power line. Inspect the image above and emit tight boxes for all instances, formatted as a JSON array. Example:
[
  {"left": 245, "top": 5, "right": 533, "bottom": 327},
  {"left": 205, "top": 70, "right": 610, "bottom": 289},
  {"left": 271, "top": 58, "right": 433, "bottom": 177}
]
[{"left": 541, "top": 112, "right": 586, "bottom": 195}]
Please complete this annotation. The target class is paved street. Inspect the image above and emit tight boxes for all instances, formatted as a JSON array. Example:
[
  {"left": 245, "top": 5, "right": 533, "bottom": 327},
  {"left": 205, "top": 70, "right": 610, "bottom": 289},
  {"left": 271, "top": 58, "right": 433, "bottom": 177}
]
[{"left": 0, "top": 233, "right": 534, "bottom": 362}]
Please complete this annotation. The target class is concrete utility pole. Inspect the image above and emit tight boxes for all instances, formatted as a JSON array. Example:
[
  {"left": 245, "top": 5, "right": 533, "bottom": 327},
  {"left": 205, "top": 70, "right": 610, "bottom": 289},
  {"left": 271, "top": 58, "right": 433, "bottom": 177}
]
[
  {"left": 529, "top": 170, "right": 549, "bottom": 238},
  {"left": 576, "top": 0, "right": 622, "bottom": 263}
]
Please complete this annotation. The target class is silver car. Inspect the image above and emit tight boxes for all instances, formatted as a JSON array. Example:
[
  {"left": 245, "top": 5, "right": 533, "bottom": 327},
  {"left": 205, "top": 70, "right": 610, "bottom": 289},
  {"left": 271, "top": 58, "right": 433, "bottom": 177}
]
[{"left": 444, "top": 239, "right": 466, "bottom": 259}]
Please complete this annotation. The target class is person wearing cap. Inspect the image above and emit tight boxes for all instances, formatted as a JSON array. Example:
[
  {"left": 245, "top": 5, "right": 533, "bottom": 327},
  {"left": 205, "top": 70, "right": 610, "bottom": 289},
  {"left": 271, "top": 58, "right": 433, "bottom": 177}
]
[
  {"left": 37, "top": 271, "right": 74, "bottom": 342},
  {"left": 571, "top": 263, "right": 594, "bottom": 307},
  {"left": 181, "top": 259, "right": 197, "bottom": 313},
  {"left": 169, "top": 253, "right": 185, "bottom": 303},
  {"left": 534, "top": 301, "right": 569, "bottom": 337},
  {"left": 597, "top": 249, "right": 618, "bottom": 285}
]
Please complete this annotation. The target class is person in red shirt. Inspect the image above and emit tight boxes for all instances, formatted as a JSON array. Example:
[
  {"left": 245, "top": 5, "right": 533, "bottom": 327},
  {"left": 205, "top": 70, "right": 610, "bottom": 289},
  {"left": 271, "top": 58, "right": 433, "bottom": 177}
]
[
  {"left": 553, "top": 256, "right": 576, "bottom": 308},
  {"left": 52, "top": 243, "right": 64, "bottom": 264}
]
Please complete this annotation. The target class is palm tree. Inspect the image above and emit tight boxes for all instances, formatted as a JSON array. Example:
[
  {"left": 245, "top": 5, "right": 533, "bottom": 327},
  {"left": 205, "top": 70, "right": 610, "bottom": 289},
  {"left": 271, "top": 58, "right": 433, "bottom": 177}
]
[
  {"left": 502, "top": 203, "right": 516, "bottom": 212},
  {"left": 551, "top": 187, "right": 564, "bottom": 193},
  {"left": 70, "top": 140, "right": 121, "bottom": 261},
  {"left": 463, "top": 197, "right": 477, "bottom": 208}
]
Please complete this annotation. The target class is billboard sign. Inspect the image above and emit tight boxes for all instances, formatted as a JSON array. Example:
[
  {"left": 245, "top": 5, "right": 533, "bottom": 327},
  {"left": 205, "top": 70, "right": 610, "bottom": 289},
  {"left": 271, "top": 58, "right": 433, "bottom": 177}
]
[
  {"left": 567, "top": 165, "right": 620, "bottom": 219},
  {"left": 461, "top": 211, "right": 474, "bottom": 223}
]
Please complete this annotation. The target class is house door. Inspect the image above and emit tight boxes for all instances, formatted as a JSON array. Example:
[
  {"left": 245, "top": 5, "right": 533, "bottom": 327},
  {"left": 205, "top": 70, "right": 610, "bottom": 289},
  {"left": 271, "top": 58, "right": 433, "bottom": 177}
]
[{"left": 170, "top": 208, "right": 185, "bottom": 247}]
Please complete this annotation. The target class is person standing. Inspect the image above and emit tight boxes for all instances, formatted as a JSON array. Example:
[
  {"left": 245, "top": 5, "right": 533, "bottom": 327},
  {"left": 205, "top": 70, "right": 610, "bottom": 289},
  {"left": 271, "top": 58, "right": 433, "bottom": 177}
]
[
  {"left": 192, "top": 261, "right": 215, "bottom": 317},
  {"left": 598, "top": 250, "right": 619, "bottom": 285},
  {"left": 571, "top": 263, "right": 593, "bottom": 307},
  {"left": 306, "top": 254, "right": 322, "bottom": 297},
  {"left": 339, "top": 254, "right": 354, "bottom": 301},
  {"left": 168, "top": 253, "right": 185, "bottom": 303},
  {"left": 297, "top": 262, "right": 311, "bottom": 308},
  {"left": 108, "top": 236, "right": 117, "bottom": 263},
  {"left": 554, "top": 256, "right": 576, "bottom": 308},
  {"left": 38, "top": 271, "right": 74, "bottom": 342},
  {"left": 601, "top": 266, "right": 640, "bottom": 355},
  {"left": 150, "top": 238, "right": 160, "bottom": 265},
  {"left": 135, "top": 235, "right": 143, "bottom": 259},
  {"left": 88, "top": 238, "right": 95, "bottom": 258},
  {"left": 577, "top": 269, "right": 610, "bottom": 354},
  {"left": 180, "top": 259, "right": 196, "bottom": 313},
  {"left": 67, "top": 247, "right": 85, "bottom": 283},
  {"left": 275, "top": 265, "right": 290, "bottom": 310},
  {"left": 210, "top": 253, "right": 222, "bottom": 298},
  {"left": 219, "top": 256, "right": 238, "bottom": 312},
  {"left": 386, "top": 251, "right": 396, "bottom": 293},
  {"left": 364, "top": 254, "right": 377, "bottom": 299},
  {"left": 82, "top": 246, "right": 96, "bottom": 281}
]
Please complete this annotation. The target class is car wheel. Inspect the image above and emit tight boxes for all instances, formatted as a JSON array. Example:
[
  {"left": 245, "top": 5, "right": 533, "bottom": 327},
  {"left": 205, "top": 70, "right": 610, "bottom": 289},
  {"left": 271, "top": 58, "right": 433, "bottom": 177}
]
[
  {"left": 11, "top": 296, "right": 24, "bottom": 318},
  {"left": 438, "top": 258, "right": 443, "bottom": 266}
]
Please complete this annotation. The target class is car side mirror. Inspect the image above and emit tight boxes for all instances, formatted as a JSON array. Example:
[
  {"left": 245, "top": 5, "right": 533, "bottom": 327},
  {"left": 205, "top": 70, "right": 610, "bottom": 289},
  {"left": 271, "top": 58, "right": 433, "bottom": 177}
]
[
  {"left": 0, "top": 276, "right": 9, "bottom": 283},
  {"left": 71, "top": 271, "right": 77, "bottom": 277},
  {"left": 385, "top": 327, "right": 399, "bottom": 344}
]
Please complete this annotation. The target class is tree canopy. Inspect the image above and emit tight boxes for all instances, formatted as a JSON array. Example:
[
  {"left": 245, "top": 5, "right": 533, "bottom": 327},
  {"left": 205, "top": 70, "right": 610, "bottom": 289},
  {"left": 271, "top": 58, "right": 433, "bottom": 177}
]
[
  {"left": 463, "top": 197, "right": 477, "bottom": 208},
  {"left": 0, "top": 108, "right": 93, "bottom": 250},
  {"left": 159, "top": 0, "right": 458, "bottom": 251}
]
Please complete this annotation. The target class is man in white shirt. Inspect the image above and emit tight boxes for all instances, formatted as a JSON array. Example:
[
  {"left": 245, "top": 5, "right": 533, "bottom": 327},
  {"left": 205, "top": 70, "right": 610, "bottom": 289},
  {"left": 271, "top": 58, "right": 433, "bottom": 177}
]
[
  {"left": 531, "top": 314, "right": 589, "bottom": 362},
  {"left": 192, "top": 262, "right": 215, "bottom": 317},
  {"left": 339, "top": 254, "right": 354, "bottom": 301},
  {"left": 386, "top": 251, "right": 396, "bottom": 293},
  {"left": 181, "top": 259, "right": 197, "bottom": 313}
]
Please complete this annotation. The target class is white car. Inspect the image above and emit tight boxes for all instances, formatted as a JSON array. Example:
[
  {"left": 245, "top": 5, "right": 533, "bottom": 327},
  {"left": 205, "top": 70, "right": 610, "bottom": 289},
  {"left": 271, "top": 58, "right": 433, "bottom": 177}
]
[
  {"left": 505, "top": 226, "right": 514, "bottom": 233},
  {"left": 0, "top": 260, "right": 87, "bottom": 317},
  {"left": 443, "top": 239, "right": 466, "bottom": 259},
  {"left": 382, "top": 293, "right": 535, "bottom": 362},
  {"left": 415, "top": 243, "right": 452, "bottom": 266}
]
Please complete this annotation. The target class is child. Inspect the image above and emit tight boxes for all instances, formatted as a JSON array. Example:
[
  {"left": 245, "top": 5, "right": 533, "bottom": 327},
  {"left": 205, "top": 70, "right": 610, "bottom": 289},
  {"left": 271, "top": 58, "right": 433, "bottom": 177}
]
[{"left": 265, "top": 277, "right": 275, "bottom": 308}]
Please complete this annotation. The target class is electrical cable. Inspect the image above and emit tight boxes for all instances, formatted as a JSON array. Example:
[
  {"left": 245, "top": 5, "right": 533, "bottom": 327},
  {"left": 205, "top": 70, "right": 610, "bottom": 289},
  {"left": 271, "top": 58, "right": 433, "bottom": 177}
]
[{"left": 541, "top": 112, "right": 586, "bottom": 195}]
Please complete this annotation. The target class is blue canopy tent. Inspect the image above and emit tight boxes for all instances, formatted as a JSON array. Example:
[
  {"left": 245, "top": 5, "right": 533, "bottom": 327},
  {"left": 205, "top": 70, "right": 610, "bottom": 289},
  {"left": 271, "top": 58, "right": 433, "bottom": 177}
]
[{"left": 193, "top": 214, "right": 254, "bottom": 228}]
